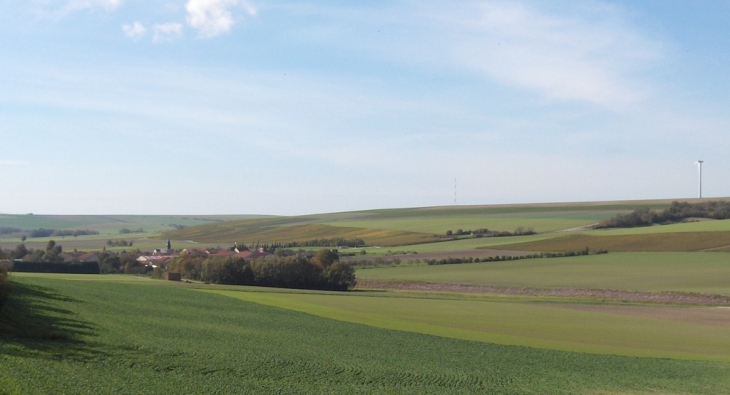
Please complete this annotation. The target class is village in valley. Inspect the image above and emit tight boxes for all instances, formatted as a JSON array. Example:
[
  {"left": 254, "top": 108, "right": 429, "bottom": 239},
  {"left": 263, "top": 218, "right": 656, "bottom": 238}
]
[{"left": 0, "top": 239, "right": 273, "bottom": 277}]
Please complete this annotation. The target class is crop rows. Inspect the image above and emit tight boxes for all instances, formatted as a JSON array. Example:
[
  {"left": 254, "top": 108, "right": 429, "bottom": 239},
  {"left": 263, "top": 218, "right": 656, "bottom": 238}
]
[{"left": 2, "top": 276, "right": 730, "bottom": 394}]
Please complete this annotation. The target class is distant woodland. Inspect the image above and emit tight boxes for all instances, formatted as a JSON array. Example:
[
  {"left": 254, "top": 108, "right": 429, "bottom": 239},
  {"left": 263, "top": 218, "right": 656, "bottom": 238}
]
[
  {"left": 167, "top": 249, "right": 356, "bottom": 291},
  {"left": 0, "top": 227, "right": 99, "bottom": 239},
  {"left": 595, "top": 201, "right": 730, "bottom": 229}
]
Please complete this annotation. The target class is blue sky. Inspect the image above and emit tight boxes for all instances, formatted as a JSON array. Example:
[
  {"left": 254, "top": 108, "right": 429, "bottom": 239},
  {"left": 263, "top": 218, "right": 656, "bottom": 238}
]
[{"left": 1, "top": 0, "right": 729, "bottom": 215}]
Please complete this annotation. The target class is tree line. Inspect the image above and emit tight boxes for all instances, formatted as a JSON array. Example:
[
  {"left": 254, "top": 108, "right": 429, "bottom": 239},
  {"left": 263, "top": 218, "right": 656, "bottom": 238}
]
[
  {"left": 595, "top": 201, "right": 730, "bottom": 229},
  {"left": 106, "top": 239, "right": 134, "bottom": 247},
  {"left": 349, "top": 248, "right": 608, "bottom": 268},
  {"left": 445, "top": 227, "right": 536, "bottom": 237},
  {"left": 0, "top": 242, "right": 149, "bottom": 275},
  {"left": 119, "top": 228, "right": 145, "bottom": 234},
  {"left": 166, "top": 249, "right": 356, "bottom": 291},
  {"left": 0, "top": 227, "right": 99, "bottom": 239},
  {"left": 2, "top": 240, "right": 64, "bottom": 263},
  {"left": 238, "top": 238, "right": 365, "bottom": 250}
]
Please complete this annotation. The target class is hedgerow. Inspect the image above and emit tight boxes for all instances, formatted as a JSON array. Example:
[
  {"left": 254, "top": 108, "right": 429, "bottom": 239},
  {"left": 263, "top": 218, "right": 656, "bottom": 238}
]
[{"left": 350, "top": 249, "right": 608, "bottom": 268}]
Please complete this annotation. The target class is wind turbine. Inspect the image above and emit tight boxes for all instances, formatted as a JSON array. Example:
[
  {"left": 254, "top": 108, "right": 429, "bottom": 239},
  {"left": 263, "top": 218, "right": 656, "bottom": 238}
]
[{"left": 695, "top": 159, "right": 704, "bottom": 198}]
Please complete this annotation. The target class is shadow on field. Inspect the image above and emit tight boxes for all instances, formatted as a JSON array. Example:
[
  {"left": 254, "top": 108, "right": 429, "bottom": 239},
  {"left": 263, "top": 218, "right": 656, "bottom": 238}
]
[{"left": 0, "top": 282, "right": 109, "bottom": 362}]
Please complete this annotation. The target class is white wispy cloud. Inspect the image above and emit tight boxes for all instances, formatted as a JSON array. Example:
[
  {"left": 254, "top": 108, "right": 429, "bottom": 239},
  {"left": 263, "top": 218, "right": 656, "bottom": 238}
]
[
  {"left": 185, "top": 0, "right": 256, "bottom": 38},
  {"left": 153, "top": 23, "right": 183, "bottom": 43},
  {"left": 47, "top": 0, "right": 124, "bottom": 15},
  {"left": 122, "top": 21, "right": 146, "bottom": 39},
  {"left": 0, "top": 160, "right": 29, "bottom": 166},
  {"left": 289, "top": 1, "right": 661, "bottom": 110},
  {"left": 423, "top": 1, "right": 662, "bottom": 108}
]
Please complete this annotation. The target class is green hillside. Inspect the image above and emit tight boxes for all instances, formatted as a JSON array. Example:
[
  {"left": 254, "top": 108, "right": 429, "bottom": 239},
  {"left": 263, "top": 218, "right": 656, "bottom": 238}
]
[{"left": 159, "top": 199, "right": 671, "bottom": 246}]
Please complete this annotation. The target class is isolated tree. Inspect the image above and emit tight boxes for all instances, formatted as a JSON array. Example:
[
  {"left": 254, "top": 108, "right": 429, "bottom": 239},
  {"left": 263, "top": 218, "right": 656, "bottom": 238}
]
[
  {"left": 21, "top": 235, "right": 26, "bottom": 242},
  {"left": 11, "top": 244, "right": 28, "bottom": 260}
]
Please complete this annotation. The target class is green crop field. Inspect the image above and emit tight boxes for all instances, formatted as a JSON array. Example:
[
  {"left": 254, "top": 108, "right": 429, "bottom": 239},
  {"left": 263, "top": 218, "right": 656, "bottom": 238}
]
[
  {"left": 5, "top": 199, "right": 730, "bottom": 254},
  {"left": 590, "top": 218, "right": 730, "bottom": 235},
  {"left": 0, "top": 214, "right": 257, "bottom": 251},
  {"left": 497, "top": 232, "right": 730, "bottom": 252},
  {"left": 356, "top": 252, "right": 730, "bottom": 294},
  {"left": 208, "top": 289, "right": 730, "bottom": 361},
  {"left": 0, "top": 214, "right": 255, "bottom": 234},
  {"left": 324, "top": 213, "right": 602, "bottom": 235},
  {"left": 3, "top": 274, "right": 730, "bottom": 394},
  {"left": 162, "top": 222, "right": 437, "bottom": 246},
  {"left": 4, "top": 200, "right": 730, "bottom": 393},
  {"left": 157, "top": 200, "right": 685, "bottom": 247},
  {"left": 339, "top": 233, "right": 557, "bottom": 259}
]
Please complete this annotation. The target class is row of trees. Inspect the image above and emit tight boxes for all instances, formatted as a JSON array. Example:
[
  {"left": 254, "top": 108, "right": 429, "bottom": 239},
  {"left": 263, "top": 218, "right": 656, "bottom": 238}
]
[
  {"left": 167, "top": 249, "right": 356, "bottom": 291},
  {"left": 106, "top": 239, "right": 134, "bottom": 247},
  {"left": 445, "top": 227, "right": 536, "bottom": 237},
  {"left": 0, "top": 242, "right": 149, "bottom": 275},
  {"left": 237, "top": 238, "right": 366, "bottom": 250},
  {"left": 0, "top": 227, "right": 99, "bottom": 239},
  {"left": 1, "top": 241, "right": 64, "bottom": 263},
  {"left": 26, "top": 228, "right": 99, "bottom": 238},
  {"left": 119, "top": 228, "right": 145, "bottom": 234},
  {"left": 596, "top": 201, "right": 730, "bottom": 229},
  {"left": 348, "top": 248, "right": 608, "bottom": 268},
  {"left": 425, "top": 249, "right": 607, "bottom": 265}
]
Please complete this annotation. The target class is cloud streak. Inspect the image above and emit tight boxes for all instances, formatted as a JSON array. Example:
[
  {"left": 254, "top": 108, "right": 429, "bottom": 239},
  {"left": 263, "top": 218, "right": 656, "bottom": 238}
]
[
  {"left": 186, "top": 0, "right": 256, "bottom": 38},
  {"left": 153, "top": 23, "right": 183, "bottom": 43},
  {"left": 122, "top": 21, "right": 146, "bottom": 39},
  {"left": 64, "top": 0, "right": 123, "bottom": 11},
  {"left": 293, "top": 1, "right": 662, "bottom": 109},
  {"left": 434, "top": 2, "right": 662, "bottom": 108},
  {"left": 452, "top": 3, "right": 659, "bottom": 106},
  {"left": 0, "top": 160, "right": 29, "bottom": 166}
]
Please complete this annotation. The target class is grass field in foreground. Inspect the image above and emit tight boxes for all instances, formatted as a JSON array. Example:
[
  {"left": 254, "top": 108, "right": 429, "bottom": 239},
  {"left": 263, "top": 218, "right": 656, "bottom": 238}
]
[
  {"left": 208, "top": 289, "right": 730, "bottom": 362},
  {"left": 356, "top": 252, "right": 730, "bottom": 294},
  {"left": 3, "top": 275, "right": 730, "bottom": 394}
]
